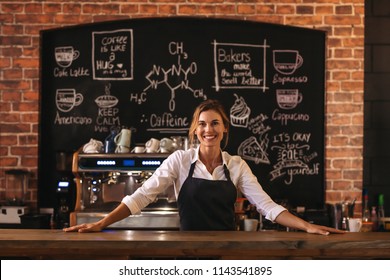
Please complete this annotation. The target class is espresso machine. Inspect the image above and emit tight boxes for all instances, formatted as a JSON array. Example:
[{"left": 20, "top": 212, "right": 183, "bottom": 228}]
[{"left": 71, "top": 151, "right": 179, "bottom": 230}]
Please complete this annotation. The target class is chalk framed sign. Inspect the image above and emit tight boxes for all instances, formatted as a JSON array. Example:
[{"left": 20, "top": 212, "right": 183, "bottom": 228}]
[{"left": 39, "top": 17, "right": 326, "bottom": 210}]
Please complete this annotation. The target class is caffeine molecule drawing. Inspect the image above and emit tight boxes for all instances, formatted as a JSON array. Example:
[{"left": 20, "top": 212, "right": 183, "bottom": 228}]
[{"left": 130, "top": 42, "right": 206, "bottom": 111}]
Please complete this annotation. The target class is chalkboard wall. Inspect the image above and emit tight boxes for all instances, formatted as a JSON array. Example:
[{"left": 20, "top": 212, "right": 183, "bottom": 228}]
[{"left": 39, "top": 17, "right": 326, "bottom": 210}]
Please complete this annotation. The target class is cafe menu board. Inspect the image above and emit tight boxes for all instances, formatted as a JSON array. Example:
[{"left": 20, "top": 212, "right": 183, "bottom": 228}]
[{"left": 39, "top": 17, "right": 326, "bottom": 210}]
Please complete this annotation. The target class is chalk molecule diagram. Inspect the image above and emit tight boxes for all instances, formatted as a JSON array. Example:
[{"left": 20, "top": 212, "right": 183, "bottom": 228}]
[{"left": 131, "top": 42, "right": 206, "bottom": 111}]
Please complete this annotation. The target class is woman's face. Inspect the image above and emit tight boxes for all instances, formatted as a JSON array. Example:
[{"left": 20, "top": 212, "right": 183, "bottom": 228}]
[{"left": 195, "top": 109, "right": 227, "bottom": 148}]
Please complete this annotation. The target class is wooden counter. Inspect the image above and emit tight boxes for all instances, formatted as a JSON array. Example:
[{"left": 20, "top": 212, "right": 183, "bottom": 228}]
[{"left": 0, "top": 229, "right": 389, "bottom": 259}]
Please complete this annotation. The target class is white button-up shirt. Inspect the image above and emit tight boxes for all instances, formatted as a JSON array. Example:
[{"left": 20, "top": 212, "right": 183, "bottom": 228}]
[{"left": 122, "top": 146, "right": 286, "bottom": 222}]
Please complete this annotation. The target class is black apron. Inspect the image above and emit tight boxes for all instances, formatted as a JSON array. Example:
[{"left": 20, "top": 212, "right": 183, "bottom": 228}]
[{"left": 177, "top": 161, "right": 237, "bottom": 230}]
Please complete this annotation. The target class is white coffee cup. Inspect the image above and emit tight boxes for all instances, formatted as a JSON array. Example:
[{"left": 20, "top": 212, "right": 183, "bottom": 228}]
[
  {"left": 160, "top": 138, "right": 175, "bottom": 153},
  {"left": 244, "top": 219, "right": 258, "bottom": 231},
  {"left": 83, "top": 138, "right": 103, "bottom": 153},
  {"left": 131, "top": 146, "right": 145, "bottom": 153},
  {"left": 348, "top": 218, "right": 362, "bottom": 232},
  {"left": 114, "top": 128, "right": 131, "bottom": 153},
  {"left": 145, "top": 138, "right": 160, "bottom": 153}
]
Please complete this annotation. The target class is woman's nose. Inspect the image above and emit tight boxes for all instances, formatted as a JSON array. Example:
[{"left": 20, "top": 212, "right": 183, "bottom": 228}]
[{"left": 205, "top": 124, "right": 213, "bottom": 131}]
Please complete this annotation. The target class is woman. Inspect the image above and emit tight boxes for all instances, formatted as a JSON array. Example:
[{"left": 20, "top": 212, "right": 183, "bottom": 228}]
[{"left": 64, "top": 99, "right": 344, "bottom": 235}]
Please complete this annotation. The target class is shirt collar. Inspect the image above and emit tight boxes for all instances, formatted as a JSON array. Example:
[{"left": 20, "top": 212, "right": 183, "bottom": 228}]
[{"left": 191, "top": 145, "right": 227, "bottom": 166}]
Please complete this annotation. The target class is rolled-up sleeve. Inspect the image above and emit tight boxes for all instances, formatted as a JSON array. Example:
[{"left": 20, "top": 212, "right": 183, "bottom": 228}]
[
  {"left": 225, "top": 154, "right": 287, "bottom": 222},
  {"left": 121, "top": 154, "right": 178, "bottom": 215}
]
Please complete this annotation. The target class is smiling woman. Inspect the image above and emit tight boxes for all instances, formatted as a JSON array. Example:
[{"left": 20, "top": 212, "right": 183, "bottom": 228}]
[{"left": 63, "top": 99, "right": 344, "bottom": 235}]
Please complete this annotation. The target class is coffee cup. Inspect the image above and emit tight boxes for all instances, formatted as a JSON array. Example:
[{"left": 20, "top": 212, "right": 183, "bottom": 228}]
[
  {"left": 131, "top": 146, "right": 145, "bottom": 153},
  {"left": 244, "top": 219, "right": 258, "bottom": 231},
  {"left": 273, "top": 50, "right": 303, "bottom": 75},
  {"left": 160, "top": 138, "right": 175, "bottom": 153},
  {"left": 145, "top": 138, "right": 160, "bottom": 153},
  {"left": 83, "top": 138, "right": 103, "bottom": 153},
  {"left": 56, "top": 89, "right": 83, "bottom": 112},
  {"left": 276, "top": 89, "right": 303, "bottom": 110},
  {"left": 114, "top": 128, "right": 131, "bottom": 153},
  {"left": 348, "top": 218, "right": 362, "bottom": 232},
  {"left": 55, "top": 46, "right": 80, "bottom": 68}
]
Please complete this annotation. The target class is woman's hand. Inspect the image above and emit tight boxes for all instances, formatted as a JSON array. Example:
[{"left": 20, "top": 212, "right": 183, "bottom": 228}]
[
  {"left": 63, "top": 203, "right": 132, "bottom": 233},
  {"left": 63, "top": 222, "right": 103, "bottom": 233},
  {"left": 305, "top": 223, "right": 346, "bottom": 235}
]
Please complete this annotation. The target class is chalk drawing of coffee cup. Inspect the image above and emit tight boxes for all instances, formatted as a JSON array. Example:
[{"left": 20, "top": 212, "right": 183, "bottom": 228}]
[
  {"left": 276, "top": 89, "right": 303, "bottom": 110},
  {"left": 273, "top": 50, "right": 303, "bottom": 75},
  {"left": 56, "top": 89, "right": 83, "bottom": 112},
  {"left": 55, "top": 46, "right": 80, "bottom": 68}
]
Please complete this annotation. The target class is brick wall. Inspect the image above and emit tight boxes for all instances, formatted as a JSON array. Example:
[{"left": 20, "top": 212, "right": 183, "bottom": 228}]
[{"left": 0, "top": 0, "right": 365, "bottom": 215}]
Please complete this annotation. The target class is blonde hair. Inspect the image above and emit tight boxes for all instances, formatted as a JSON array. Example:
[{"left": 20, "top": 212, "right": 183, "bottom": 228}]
[{"left": 188, "top": 99, "right": 230, "bottom": 149}]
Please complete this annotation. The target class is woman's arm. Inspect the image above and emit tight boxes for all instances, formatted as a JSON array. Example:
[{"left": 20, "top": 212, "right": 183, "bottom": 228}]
[
  {"left": 275, "top": 210, "right": 346, "bottom": 235},
  {"left": 63, "top": 202, "right": 131, "bottom": 233}
]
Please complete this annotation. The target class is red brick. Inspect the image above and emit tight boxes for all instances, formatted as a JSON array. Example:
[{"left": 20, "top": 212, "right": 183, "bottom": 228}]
[
  {"left": 315, "top": 6, "right": 333, "bottom": 14},
  {"left": 297, "top": 5, "right": 314, "bottom": 14},
  {"left": 340, "top": 126, "right": 363, "bottom": 136},
  {"left": 3, "top": 69, "right": 23, "bottom": 80},
  {"left": 1, "top": 4, "right": 24, "bottom": 13},
  {"left": 178, "top": 5, "right": 197, "bottom": 15},
  {"left": 11, "top": 147, "right": 38, "bottom": 156},
  {"left": 15, "top": 14, "right": 54, "bottom": 24},
  {"left": 237, "top": 5, "right": 256, "bottom": 15},
  {"left": 0, "top": 36, "right": 32, "bottom": 46},
  {"left": 159, "top": 5, "right": 177, "bottom": 15},
  {"left": 0, "top": 14, "right": 14, "bottom": 24},
  {"left": 82, "top": 4, "right": 102, "bottom": 14},
  {"left": 21, "top": 113, "right": 38, "bottom": 123},
  {"left": 199, "top": 5, "right": 216, "bottom": 14},
  {"left": 101, "top": 4, "right": 120, "bottom": 14},
  {"left": 120, "top": 4, "right": 139, "bottom": 14},
  {"left": 21, "top": 157, "right": 38, "bottom": 168},
  {"left": 0, "top": 124, "right": 31, "bottom": 134},
  {"left": 343, "top": 170, "right": 362, "bottom": 180},
  {"left": 139, "top": 5, "right": 158, "bottom": 14},
  {"left": 324, "top": 15, "right": 362, "bottom": 25},
  {"left": 328, "top": 115, "right": 352, "bottom": 125},
  {"left": 0, "top": 135, "right": 18, "bottom": 146},
  {"left": 25, "top": 3, "right": 43, "bottom": 14},
  {"left": 0, "top": 157, "right": 19, "bottom": 167},
  {"left": 276, "top": 5, "right": 295, "bottom": 14},
  {"left": 2, "top": 25, "right": 24, "bottom": 35},
  {"left": 63, "top": 4, "right": 81, "bottom": 14},
  {"left": 19, "top": 135, "right": 38, "bottom": 146},
  {"left": 326, "top": 147, "right": 362, "bottom": 158},
  {"left": 54, "top": 15, "right": 92, "bottom": 24},
  {"left": 0, "top": 81, "right": 31, "bottom": 91},
  {"left": 13, "top": 102, "right": 39, "bottom": 112},
  {"left": 0, "top": 113, "right": 21, "bottom": 123},
  {"left": 23, "top": 91, "right": 39, "bottom": 101},
  {"left": 330, "top": 136, "right": 350, "bottom": 147},
  {"left": 13, "top": 58, "right": 39, "bottom": 69},
  {"left": 286, "top": 15, "right": 323, "bottom": 26},
  {"left": 335, "top": 5, "right": 353, "bottom": 15},
  {"left": 44, "top": 3, "right": 62, "bottom": 14},
  {"left": 333, "top": 181, "right": 353, "bottom": 190}
]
